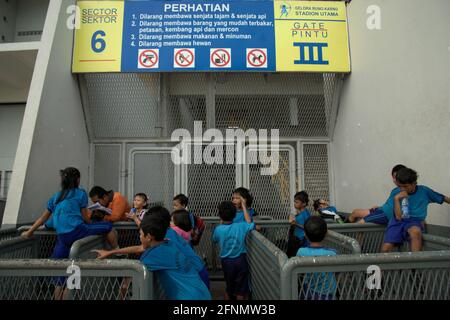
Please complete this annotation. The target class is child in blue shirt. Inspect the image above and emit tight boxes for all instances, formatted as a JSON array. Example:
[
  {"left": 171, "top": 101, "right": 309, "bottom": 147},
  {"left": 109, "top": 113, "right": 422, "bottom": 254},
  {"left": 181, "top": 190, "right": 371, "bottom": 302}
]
[
  {"left": 348, "top": 164, "right": 406, "bottom": 224},
  {"left": 231, "top": 187, "right": 256, "bottom": 223},
  {"left": 382, "top": 167, "right": 450, "bottom": 252},
  {"left": 213, "top": 199, "right": 256, "bottom": 300},
  {"left": 22, "top": 167, "right": 118, "bottom": 299},
  {"left": 139, "top": 213, "right": 211, "bottom": 300},
  {"left": 93, "top": 206, "right": 210, "bottom": 289},
  {"left": 287, "top": 191, "right": 311, "bottom": 257},
  {"left": 297, "top": 216, "right": 337, "bottom": 300}
]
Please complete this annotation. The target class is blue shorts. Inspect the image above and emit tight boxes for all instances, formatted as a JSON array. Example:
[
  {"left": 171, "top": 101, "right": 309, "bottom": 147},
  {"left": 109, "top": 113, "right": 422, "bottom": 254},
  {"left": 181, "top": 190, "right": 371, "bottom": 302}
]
[
  {"left": 52, "top": 222, "right": 113, "bottom": 259},
  {"left": 221, "top": 253, "right": 250, "bottom": 298},
  {"left": 383, "top": 218, "right": 424, "bottom": 244},
  {"left": 199, "top": 266, "right": 210, "bottom": 289},
  {"left": 363, "top": 208, "right": 389, "bottom": 225}
]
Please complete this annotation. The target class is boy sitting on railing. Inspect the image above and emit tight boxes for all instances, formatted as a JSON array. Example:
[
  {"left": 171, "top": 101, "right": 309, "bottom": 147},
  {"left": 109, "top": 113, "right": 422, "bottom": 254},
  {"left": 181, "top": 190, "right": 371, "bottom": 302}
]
[
  {"left": 382, "top": 167, "right": 450, "bottom": 252},
  {"left": 297, "top": 216, "right": 338, "bottom": 300}
]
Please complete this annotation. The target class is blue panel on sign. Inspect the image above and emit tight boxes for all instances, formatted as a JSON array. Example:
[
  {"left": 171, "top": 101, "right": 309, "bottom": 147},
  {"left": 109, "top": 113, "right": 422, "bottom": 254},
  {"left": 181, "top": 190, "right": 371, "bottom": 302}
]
[{"left": 121, "top": 0, "right": 276, "bottom": 72}]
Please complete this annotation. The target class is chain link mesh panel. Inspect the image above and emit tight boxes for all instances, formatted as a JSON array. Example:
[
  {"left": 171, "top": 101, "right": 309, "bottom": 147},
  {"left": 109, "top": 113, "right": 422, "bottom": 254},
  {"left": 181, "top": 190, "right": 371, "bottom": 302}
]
[
  {"left": 0, "top": 260, "right": 151, "bottom": 300},
  {"left": 214, "top": 73, "right": 337, "bottom": 137},
  {"left": 247, "top": 148, "right": 294, "bottom": 220},
  {"left": 94, "top": 145, "right": 121, "bottom": 192},
  {"left": 186, "top": 145, "right": 237, "bottom": 217},
  {"left": 302, "top": 143, "right": 330, "bottom": 211},
  {"left": 132, "top": 152, "right": 175, "bottom": 209},
  {"left": 288, "top": 254, "right": 450, "bottom": 300},
  {"left": 84, "top": 74, "right": 161, "bottom": 139}
]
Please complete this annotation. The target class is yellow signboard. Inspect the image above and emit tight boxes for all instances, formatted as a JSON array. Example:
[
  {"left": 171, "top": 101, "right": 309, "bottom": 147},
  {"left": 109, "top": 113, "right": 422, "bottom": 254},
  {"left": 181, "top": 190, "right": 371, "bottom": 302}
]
[
  {"left": 72, "top": 1, "right": 125, "bottom": 72},
  {"left": 274, "top": 0, "right": 351, "bottom": 72}
]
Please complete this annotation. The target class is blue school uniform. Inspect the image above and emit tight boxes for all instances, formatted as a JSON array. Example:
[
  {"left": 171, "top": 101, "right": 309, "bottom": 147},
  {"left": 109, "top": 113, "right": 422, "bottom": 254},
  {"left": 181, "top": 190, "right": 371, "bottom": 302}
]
[
  {"left": 297, "top": 246, "right": 338, "bottom": 299},
  {"left": 383, "top": 185, "right": 445, "bottom": 244},
  {"left": 293, "top": 209, "right": 311, "bottom": 240},
  {"left": 140, "top": 240, "right": 211, "bottom": 300},
  {"left": 212, "top": 222, "right": 255, "bottom": 259},
  {"left": 45, "top": 188, "right": 112, "bottom": 259},
  {"left": 232, "top": 208, "right": 255, "bottom": 223}
]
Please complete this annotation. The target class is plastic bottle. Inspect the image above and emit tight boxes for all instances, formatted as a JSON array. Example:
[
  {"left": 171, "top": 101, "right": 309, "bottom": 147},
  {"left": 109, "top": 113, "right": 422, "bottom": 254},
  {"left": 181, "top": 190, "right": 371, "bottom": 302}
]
[{"left": 401, "top": 198, "right": 410, "bottom": 219}]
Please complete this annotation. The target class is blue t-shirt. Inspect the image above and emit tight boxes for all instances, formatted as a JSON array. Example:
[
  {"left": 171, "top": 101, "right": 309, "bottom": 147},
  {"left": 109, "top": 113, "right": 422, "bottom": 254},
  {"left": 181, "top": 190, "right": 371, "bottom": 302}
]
[
  {"left": 297, "top": 246, "right": 338, "bottom": 295},
  {"left": 45, "top": 188, "right": 88, "bottom": 234},
  {"left": 232, "top": 208, "right": 255, "bottom": 223},
  {"left": 293, "top": 209, "right": 311, "bottom": 240},
  {"left": 140, "top": 240, "right": 211, "bottom": 300},
  {"left": 212, "top": 222, "right": 255, "bottom": 259},
  {"left": 379, "top": 188, "right": 399, "bottom": 220},
  {"left": 165, "top": 227, "right": 205, "bottom": 272},
  {"left": 385, "top": 185, "right": 444, "bottom": 221}
]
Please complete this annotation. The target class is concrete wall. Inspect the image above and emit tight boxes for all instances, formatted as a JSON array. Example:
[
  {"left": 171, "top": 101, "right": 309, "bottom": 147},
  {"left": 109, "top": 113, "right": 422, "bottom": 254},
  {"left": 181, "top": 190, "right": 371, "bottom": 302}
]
[
  {"left": 3, "top": 0, "right": 89, "bottom": 226},
  {"left": 333, "top": 0, "right": 450, "bottom": 227},
  {"left": 0, "top": 105, "right": 25, "bottom": 170}
]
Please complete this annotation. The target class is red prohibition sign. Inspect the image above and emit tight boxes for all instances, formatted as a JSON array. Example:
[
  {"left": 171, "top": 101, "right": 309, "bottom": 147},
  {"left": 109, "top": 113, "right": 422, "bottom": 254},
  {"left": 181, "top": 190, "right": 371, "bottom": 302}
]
[
  {"left": 139, "top": 49, "right": 158, "bottom": 68},
  {"left": 247, "top": 49, "right": 267, "bottom": 67},
  {"left": 175, "top": 49, "right": 194, "bottom": 67},
  {"left": 211, "top": 49, "right": 230, "bottom": 67}
]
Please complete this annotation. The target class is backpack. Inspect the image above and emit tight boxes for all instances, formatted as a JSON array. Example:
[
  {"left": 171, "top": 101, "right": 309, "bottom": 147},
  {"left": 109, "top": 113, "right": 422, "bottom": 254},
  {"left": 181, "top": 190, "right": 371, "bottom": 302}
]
[{"left": 191, "top": 215, "right": 205, "bottom": 246}]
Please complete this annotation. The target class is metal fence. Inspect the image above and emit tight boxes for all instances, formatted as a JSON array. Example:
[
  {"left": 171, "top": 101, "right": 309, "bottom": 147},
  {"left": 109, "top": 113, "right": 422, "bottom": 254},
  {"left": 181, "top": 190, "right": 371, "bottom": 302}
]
[
  {"left": 0, "top": 227, "right": 18, "bottom": 242},
  {"left": 257, "top": 220, "right": 361, "bottom": 254},
  {"left": 0, "top": 259, "right": 153, "bottom": 300},
  {"left": 280, "top": 251, "right": 450, "bottom": 300},
  {"left": 246, "top": 230, "right": 288, "bottom": 300},
  {"left": 328, "top": 223, "right": 450, "bottom": 253},
  {"left": 0, "top": 232, "right": 106, "bottom": 260}
]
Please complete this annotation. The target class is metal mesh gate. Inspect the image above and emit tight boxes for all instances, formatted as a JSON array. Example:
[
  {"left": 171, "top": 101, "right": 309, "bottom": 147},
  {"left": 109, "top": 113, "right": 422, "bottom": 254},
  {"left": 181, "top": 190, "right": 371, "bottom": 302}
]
[{"left": 84, "top": 72, "right": 337, "bottom": 214}]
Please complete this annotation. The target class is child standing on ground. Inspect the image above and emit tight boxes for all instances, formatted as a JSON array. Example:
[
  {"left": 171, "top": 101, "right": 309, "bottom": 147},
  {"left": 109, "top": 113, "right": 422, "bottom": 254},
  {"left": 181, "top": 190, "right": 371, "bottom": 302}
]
[
  {"left": 287, "top": 191, "right": 311, "bottom": 258},
  {"left": 213, "top": 199, "right": 256, "bottom": 300},
  {"left": 297, "top": 216, "right": 338, "bottom": 300}
]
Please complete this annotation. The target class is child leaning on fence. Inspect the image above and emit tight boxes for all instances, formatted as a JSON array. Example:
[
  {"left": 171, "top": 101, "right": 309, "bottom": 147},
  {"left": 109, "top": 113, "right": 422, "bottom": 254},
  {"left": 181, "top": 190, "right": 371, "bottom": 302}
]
[
  {"left": 22, "top": 167, "right": 118, "bottom": 299},
  {"left": 93, "top": 205, "right": 210, "bottom": 290},
  {"left": 139, "top": 211, "right": 211, "bottom": 300},
  {"left": 287, "top": 191, "right": 311, "bottom": 257},
  {"left": 297, "top": 216, "right": 338, "bottom": 300}
]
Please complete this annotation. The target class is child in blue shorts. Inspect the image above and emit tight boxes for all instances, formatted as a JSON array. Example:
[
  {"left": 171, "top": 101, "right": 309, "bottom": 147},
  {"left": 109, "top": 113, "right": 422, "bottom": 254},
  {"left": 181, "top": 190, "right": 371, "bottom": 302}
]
[
  {"left": 139, "top": 213, "right": 211, "bottom": 300},
  {"left": 297, "top": 216, "right": 337, "bottom": 300},
  {"left": 349, "top": 164, "right": 406, "bottom": 224},
  {"left": 287, "top": 191, "right": 311, "bottom": 257},
  {"left": 22, "top": 167, "right": 118, "bottom": 299},
  {"left": 213, "top": 199, "right": 255, "bottom": 300},
  {"left": 382, "top": 167, "right": 450, "bottom": 252}
]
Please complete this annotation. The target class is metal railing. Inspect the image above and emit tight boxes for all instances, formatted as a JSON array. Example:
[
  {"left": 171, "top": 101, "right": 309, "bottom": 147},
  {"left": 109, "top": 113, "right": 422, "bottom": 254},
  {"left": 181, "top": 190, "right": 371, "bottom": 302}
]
[
  {"left": 0, "top": 228, "right": 18, "bottom": 242},
  {"left": 280, "top": 250, "right": 450, "bottom": 300},
  {"left": 0, "top": 232, "right": 106, "bottom": 260},
  {"left": 256, "top": 220, "right": 361, "bottom": 254},
  {"left": 0, "top": 259, "right": 153, "bottom": 300},
  {"left": 246, "top": 230, "right": 288, "bottom": 300}
]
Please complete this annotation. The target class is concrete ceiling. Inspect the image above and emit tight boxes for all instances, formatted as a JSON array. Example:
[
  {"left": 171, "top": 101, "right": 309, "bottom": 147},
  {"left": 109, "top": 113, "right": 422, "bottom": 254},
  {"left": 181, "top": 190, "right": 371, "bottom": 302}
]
[{"left": 0, "top": 43, "right": 38, "bottom": 104}]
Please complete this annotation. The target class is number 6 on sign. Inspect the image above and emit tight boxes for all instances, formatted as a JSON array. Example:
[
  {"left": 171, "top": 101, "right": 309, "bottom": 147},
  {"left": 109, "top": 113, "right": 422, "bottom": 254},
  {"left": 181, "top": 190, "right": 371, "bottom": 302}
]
[{"left": 92, "top": 30, "right": 106, "bottom": 53}]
